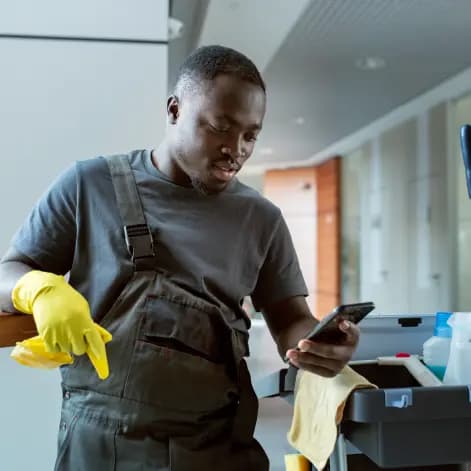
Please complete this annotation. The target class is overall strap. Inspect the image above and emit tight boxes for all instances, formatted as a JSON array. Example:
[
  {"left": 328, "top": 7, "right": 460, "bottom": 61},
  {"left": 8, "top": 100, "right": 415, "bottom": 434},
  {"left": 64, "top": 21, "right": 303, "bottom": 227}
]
[{"left": 105, "top": 154, "right": 155, "bottom": 270}]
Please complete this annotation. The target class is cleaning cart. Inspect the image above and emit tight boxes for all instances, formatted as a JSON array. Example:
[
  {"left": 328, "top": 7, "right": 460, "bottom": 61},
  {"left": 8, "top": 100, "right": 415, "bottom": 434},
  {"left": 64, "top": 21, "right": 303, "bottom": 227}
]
[{"left": 255, "top": 313, "right": 471, "bottom": 471}]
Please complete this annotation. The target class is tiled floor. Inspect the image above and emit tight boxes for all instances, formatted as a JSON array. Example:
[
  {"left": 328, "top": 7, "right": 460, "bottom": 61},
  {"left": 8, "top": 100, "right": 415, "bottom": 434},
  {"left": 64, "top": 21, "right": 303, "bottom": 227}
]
[
  {"left": 248, "top": 320, "right": 296, "bottom": 470},
  {"left": 254, "top": 396, "right": 298, "bottom": 471}
]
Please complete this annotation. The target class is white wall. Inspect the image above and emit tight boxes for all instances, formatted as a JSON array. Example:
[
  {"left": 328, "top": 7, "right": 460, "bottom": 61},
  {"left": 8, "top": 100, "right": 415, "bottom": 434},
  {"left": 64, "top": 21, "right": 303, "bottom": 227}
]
[
  {"left": 407, "top": 105, "right": 448, "bottom": 311},
  {"left": 342, "top": 104, "right": 449, "bottom": 314},
  {"left": 238, "top": 172, "right": 264, "bottom": 193},
  {"left": 341, "top": 145, "right": 366, "bottom": 304},
  {"left": 0, "top": 2, "right": 168, "bottom": 469},
  {"left": 453, "top": 93, "right": 471, "bottom": 309},
  {"left": 0, "top": 0, "right": 168, "bottom": 39},
  {"left": 360, "top": 120, "right": 417, "bottom": 313}
]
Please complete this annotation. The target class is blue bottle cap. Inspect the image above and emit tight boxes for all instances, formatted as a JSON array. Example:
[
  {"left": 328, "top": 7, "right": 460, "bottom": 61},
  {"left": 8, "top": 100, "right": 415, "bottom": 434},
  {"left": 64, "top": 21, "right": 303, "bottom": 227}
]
[{"left": 434, "top": 312, "right": 452, "bottom": 338}]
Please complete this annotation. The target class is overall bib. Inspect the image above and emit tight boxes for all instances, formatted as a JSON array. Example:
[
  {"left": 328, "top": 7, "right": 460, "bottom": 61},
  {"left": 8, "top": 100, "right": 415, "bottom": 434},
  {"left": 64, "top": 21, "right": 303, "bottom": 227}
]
[{"left": 54, "top": 155, "right": 269, "bottom": 471}]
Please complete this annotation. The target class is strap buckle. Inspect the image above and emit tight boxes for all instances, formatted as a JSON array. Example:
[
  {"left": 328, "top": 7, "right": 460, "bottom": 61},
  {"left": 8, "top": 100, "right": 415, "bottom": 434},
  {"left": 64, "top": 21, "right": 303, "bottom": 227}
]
[{"left": 123, "top": 224, "right": 155, "bottom": 259}]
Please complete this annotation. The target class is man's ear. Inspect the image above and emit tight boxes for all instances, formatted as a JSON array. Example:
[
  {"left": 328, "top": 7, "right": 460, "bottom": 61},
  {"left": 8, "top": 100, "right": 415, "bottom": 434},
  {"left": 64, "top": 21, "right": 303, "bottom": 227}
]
[{"left": 167, "top": 95, "right": 180, "bottom": 124}]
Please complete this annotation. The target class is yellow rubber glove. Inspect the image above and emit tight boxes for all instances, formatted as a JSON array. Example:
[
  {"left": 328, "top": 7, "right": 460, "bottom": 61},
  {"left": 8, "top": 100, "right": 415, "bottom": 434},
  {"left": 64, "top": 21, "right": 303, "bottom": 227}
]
[
  {"left": 11, "top": 323, "right": 112, "bottom": 373},
  {"left": 11, "top": 270, "right": 112, "bottom": 379}
]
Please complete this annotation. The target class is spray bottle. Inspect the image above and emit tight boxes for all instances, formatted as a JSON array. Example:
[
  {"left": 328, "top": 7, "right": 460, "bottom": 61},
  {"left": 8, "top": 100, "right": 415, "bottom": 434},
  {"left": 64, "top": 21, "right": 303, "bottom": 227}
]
[
  {"left": 422, "top": 312, "right": 452, "bottom": 380},
  {"left": 443, "top": 313, "right": 471, "bottom": 385}
]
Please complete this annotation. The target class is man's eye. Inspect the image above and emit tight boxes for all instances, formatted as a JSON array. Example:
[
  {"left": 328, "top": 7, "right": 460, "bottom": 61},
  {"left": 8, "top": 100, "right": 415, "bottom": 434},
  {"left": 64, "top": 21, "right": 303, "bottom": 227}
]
[{"left": 210, "top": 124, "right": 230, "bottom": 133}]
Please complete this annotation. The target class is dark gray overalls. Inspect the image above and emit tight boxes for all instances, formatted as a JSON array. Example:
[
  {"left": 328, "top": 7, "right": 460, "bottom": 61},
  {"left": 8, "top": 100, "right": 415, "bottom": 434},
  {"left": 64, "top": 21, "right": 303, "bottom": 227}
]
[{"left": 55, "top": 155, "right": 269, "bottom": 470}]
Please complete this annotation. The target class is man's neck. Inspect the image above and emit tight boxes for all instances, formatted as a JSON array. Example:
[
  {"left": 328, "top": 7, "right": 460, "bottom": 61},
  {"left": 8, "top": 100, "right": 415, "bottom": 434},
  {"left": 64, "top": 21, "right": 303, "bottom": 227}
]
[{"left": 151, "top": 142, "right": 191, "bottom": 187}]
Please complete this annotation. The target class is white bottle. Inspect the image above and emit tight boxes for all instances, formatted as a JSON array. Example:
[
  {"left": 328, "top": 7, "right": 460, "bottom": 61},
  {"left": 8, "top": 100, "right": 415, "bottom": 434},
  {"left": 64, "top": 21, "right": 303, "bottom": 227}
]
[
  {"left": 443, "top": 312, "right": 471, "bottom": 385},
  {"left": 423, "top": 312, "right": 452, "bottom": 381}
]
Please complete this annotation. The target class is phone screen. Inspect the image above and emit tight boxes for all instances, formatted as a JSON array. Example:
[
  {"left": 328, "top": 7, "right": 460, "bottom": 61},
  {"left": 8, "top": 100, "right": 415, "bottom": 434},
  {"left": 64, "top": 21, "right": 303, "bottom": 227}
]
[{"left": 304, "top": 302, "right": 375, "bottom": 344}]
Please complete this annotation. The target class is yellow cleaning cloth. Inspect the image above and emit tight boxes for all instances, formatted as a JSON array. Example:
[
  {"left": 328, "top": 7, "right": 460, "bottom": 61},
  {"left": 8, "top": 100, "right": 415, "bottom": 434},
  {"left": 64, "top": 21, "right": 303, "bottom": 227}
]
[
  {"left": 11, "top": 335, "right": 74, "bottom": 369},
  {"left": 287, "top": 366, "right": 376, "bottom": 470}
]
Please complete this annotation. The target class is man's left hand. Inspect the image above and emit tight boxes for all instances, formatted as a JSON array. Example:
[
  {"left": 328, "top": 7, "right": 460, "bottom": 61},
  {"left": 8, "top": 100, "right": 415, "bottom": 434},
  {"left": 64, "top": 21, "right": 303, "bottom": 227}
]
[{"left": 285, "top": 320, "right": 360, "bottom": 377}]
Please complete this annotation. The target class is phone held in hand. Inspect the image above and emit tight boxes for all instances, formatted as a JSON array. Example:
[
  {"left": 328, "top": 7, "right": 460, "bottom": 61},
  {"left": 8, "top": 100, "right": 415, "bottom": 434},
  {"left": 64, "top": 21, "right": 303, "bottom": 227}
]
[{"left": 303, "top": 301, "right": 375, "bottom": 344}]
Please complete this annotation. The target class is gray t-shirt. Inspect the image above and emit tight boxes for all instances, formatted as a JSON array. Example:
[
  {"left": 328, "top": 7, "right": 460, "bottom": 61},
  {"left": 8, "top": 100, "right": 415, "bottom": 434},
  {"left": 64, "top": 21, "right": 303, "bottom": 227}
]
[{"left": 13, "top": 150, "right": 307, "bottom": 327}]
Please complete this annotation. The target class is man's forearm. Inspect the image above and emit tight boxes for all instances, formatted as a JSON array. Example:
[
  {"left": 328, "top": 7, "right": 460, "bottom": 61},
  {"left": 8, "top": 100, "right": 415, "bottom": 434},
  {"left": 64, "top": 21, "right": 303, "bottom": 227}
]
[
  {"left": 0, "top": 261, "right": 33, "bottom": 313},
  {"left": 275, "top": 315, "right": 318, "bottom": 358},
  {"left": 261, "top": 296, "right": 319, "bottom": 359}
]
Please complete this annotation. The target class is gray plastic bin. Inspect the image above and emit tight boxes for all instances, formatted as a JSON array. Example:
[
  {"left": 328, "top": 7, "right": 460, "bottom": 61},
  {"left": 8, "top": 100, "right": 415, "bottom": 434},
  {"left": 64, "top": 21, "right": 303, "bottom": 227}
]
[
  {"left": 343, "top": 363, "right": 471, "bottom": 468},
  {"left": 352, "top": 314, "right": 435, "bottom": 361}
]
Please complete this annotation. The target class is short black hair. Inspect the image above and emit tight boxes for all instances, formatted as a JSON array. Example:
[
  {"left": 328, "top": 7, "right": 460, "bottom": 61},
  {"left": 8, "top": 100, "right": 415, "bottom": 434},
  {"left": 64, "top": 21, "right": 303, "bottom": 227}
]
[{"left": 173, "top": 45, "right": 266, "bottom": 98}]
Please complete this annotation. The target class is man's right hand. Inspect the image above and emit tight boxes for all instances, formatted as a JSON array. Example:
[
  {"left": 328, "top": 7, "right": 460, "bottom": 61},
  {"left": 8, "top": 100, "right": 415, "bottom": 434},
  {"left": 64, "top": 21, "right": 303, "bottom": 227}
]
[{"left": 11, "top": 270, "right": 111, "bottom": 379}]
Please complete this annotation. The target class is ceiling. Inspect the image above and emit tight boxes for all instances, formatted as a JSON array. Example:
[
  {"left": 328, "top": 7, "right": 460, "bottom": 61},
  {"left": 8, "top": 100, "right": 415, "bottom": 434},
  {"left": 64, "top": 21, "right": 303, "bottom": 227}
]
[
  {"left": 168, "top": 0, "right": 209, "bottom": 91},
  {"left": 169, "top": 0, "right": 471, "bottom": 171}
]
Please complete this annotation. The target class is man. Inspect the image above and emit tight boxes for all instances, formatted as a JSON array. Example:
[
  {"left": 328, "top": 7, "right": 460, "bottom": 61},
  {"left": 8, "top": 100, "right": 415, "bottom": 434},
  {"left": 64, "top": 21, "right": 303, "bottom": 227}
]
[{"left": 0, "top": 45, "right": 359, "bottom": 470}]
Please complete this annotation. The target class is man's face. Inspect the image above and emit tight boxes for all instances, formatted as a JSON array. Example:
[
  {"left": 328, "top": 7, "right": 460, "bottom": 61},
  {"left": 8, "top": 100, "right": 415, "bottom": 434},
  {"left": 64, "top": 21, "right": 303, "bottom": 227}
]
[{"left": 167, "top": 74, "right": 266, "bottom": 194}]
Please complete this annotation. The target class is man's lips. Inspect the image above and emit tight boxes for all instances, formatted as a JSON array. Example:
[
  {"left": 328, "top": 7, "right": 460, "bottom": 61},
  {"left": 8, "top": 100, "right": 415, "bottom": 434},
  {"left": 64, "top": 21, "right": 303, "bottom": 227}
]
[
  {"left": 210, "top": 163, "right": 238, "bottom": 182},
  {"left": 212, "top": 161, "right": 240, "bottom": 172}
]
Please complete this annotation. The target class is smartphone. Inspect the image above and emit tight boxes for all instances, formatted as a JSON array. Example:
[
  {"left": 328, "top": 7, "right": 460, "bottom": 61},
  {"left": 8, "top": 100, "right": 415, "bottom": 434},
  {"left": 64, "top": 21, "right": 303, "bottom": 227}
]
[{"left": 302, "top": 301, "right": 375, "bottom": 344}]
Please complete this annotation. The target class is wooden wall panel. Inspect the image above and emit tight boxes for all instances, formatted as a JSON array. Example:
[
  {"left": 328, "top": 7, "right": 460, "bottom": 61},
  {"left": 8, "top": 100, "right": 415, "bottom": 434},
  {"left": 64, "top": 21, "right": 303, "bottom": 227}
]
[
  {"left": 315, "top": 293, "right": 339, "bottom": 319},
  {"left": 263, "top": 168, "right": 316, "bottom": 215},
  {"left": 316, "top": 210, "right": 340, "bottom": 292},
  {"left": 265, "top": 167, "right": 317, "bottom": 312},
  {"left": 315, "top": 157, "right": 341, "bottom": 318},
  {"left": 0, "top": 312, "right": 37, "bottom": 347},
  {"left": 264, "top": 159, "right": 341, "bottom": 318},
  {"left": 284, "top": 215, "right": 317, "bottom": 292}
]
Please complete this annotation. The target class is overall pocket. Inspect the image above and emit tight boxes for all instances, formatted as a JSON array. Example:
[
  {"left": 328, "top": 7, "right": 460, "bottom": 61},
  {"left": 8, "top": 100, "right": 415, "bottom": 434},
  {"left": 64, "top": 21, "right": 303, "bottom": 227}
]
[
  {"left": 54, "top": 405, "right": 119, "bottom": 471},
  {"left": 141, "top": 295, "right": 233, "bottom": 363},
  {"left": 122, "top": 295, "right": 239, "bottom": 413},
  {"left": 55, "top": 405, "right": 79, "bottom": 469}
]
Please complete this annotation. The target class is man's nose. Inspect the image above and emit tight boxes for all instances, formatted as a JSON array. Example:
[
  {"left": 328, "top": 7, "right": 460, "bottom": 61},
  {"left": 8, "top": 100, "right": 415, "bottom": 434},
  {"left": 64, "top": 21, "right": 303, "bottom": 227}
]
[{"left": 221, "top": 136, "right": 247, "bottom": 159}]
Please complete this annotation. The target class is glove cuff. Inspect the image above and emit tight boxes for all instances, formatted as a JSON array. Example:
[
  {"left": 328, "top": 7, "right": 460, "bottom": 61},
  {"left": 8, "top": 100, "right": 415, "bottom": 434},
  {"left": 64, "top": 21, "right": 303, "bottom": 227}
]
[{"left": 11, "top": 270, "right": 65, "bottom": 314}]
